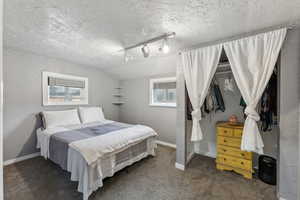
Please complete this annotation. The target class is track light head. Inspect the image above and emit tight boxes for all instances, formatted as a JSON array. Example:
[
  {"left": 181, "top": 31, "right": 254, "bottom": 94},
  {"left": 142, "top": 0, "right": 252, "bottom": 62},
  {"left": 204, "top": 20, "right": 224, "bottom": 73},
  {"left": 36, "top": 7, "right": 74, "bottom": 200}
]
[
  {"left": 124, "top": 50, "right": 133, "bottom": 63},
  {"left": 124, "top": 52, "right": 130, "bottom": 63},
  {"left": 162, "top": 38, "right": 170, "bottom": 54},
  {"left": 141, "top": 44, "right": 150, "bottom": 58}
]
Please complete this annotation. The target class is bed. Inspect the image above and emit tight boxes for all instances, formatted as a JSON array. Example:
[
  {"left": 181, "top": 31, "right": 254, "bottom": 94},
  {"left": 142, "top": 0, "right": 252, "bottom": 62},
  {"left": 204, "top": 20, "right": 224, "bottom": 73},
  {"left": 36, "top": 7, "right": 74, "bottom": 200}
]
[{"left": 36, "top": 107, "right": 158, "bottom": 200}]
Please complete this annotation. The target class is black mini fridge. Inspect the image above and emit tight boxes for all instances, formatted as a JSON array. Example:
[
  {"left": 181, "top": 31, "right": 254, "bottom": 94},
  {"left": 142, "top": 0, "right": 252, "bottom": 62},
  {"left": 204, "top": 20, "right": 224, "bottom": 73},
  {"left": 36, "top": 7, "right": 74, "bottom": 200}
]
[{"left": 258, "top": 155, "right": 276, "bottom": 185}]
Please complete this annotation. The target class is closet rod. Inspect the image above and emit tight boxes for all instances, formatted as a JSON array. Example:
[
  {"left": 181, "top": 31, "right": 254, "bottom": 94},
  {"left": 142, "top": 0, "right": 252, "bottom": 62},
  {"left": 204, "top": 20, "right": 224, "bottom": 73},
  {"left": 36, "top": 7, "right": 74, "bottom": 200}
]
[{"left": 178, "top": 23, "right": 298, "bottom": 55}]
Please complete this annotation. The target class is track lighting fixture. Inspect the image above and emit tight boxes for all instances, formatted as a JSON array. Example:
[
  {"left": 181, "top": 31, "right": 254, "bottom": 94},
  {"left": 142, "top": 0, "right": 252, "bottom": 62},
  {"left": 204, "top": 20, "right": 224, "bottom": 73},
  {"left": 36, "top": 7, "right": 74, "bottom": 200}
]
[{"left": 123, "top": 32, "right": 175, "bottom": 62}]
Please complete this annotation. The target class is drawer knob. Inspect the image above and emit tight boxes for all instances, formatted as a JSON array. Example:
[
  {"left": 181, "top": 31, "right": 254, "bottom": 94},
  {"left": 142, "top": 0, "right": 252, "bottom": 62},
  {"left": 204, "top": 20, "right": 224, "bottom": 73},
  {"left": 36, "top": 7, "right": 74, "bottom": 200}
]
[
  {"left": 224, "top": 158, "right": 226, "bottom": 161},
  {"left": 223, "top": 149, "right": 227, "bottom": 152},
  {"left": 241, "top": 153, "right": 245, "bottom": 156},
  {"left": 224, "top": 140, "right": 227, "bottom": 142},
  {"left": 224, "top": 130, "right": 227, "bottom": 133},
  {"left": 241, "top": 162, "right": 244, "bottom": 165}
]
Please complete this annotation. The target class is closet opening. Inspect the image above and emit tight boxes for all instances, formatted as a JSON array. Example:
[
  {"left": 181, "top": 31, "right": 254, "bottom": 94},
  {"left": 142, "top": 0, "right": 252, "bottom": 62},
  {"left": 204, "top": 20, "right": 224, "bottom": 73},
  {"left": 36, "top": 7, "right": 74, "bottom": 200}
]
[{"left": 186, "top": 48, "right": 279, "bottom": 181}]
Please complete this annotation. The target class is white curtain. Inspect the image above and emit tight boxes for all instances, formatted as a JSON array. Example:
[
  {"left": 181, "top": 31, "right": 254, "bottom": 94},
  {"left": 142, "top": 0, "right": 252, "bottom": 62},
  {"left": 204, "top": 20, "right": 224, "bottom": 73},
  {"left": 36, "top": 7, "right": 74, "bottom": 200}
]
[
  {"left": 181, "top": 44, "right": 222, "bottom": 141},
  {"left": 224, "top": 28, "right": 287, "bottom": 154}
]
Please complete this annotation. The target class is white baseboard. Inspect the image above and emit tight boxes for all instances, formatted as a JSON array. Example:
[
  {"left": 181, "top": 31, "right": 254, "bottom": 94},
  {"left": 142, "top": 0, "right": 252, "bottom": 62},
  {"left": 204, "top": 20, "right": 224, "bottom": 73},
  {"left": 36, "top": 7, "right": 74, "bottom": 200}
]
[
  {"left": 194, "top": 151, "right": 216, "bottom": 159},
  {"left": 203, "top": 152, "right": 216, "bottom": 158},
  {"left": 186, "top": 152, "right": 195, "bottom": 165},
  {"left": 4, "top": 152, "right": 40, "bottom": 166},
  {"left": 175, "top": 162, "right": 185, "bottom": 171},
  {"left": 156, "top": 140, "right": 176, "bottom": 149}
]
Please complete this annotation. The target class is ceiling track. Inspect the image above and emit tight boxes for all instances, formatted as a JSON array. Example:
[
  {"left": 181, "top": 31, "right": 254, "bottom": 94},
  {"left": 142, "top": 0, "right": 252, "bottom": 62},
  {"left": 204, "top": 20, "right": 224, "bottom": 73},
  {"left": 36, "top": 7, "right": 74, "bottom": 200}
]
[{"left": 124, "top": 32, "right": 176, "bottom": 51}]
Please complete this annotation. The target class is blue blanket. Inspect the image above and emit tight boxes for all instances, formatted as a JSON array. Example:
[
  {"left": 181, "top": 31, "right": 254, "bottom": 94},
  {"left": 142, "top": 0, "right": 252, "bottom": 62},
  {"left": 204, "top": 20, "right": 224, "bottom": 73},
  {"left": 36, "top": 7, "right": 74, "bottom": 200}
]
[{"left": 49, "top": 122, "right": 132, "bottom": 170}]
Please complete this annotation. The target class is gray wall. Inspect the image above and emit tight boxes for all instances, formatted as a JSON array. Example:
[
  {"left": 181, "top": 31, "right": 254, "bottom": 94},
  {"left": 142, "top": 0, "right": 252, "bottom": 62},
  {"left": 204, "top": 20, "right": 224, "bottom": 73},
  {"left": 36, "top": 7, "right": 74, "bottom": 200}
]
[
  {"left": 119, "top": 74, "right": 176, "bottom": 145},
  {"left": 279, "top": 28, "right": 300, "bottom": 200},
  {"left": 3, "top": 48, "right": 120, "bottom": 161},
  {"left": 176, "top": 63, "right": 187, "bottom": 166}
]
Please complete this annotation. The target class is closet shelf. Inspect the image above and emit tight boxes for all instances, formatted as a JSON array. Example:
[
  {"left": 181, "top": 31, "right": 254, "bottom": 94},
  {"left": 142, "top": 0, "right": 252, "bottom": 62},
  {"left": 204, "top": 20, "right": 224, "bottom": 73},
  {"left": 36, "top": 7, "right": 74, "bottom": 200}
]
[
  {"left": 218, "top": 62, "right": 230, "bottom": 68},
  {"left": 216, "top": 62, "right": 231, "bottom": 75},
  {"left": 215, "top": 70, "right": 232, "bottom": 75}
]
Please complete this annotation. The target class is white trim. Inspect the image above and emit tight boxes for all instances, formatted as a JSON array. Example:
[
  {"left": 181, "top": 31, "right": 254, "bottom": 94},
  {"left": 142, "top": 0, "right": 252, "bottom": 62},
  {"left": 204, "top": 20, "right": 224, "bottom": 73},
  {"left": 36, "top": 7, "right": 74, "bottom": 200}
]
[
  {"left": 42, "top": 71, "right": 89, "bottom": 106},
  {"left": 194, "top": 150, "right": 216, "bottom": 159},
  {"left": 4, "top": 152, "right": 40, "bottom": 166},
  {"left": 186, "top": 152, "right": 195, "bottom": 165},
  {"left": 156, "top": 140, "right": 176, "bottom": 149},
  {"left": 149, "top": 77, "right": 177, "bottom": 108},
  {"left": 175, "top": 162, "right": 185, "bottom": 171},
  {"left": 203, "top": 152, "right": 216, "bottom": 158},
  {"left": 149, "top": 103, "right": 176, "bottom": 108},
  {"left": 279, "top": 198, "right": 287, "bottom": 200}
]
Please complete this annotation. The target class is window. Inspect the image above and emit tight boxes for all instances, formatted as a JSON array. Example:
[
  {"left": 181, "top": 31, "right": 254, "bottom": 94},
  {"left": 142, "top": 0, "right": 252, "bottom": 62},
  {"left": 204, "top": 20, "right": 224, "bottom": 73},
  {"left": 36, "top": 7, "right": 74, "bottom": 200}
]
[
  {"left": 149, "top": 77, "right": 176, "bottom": 107},
  {"left": 43, "top": 72, "right": 88, "bottom": 106}
]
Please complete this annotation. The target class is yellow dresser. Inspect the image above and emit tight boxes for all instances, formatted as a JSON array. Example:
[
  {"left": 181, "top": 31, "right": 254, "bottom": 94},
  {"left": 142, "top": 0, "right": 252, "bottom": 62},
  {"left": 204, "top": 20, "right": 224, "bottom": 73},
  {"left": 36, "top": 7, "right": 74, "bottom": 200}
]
[{"left": 216, "top": 122, "right": 253, "bottom": 179}]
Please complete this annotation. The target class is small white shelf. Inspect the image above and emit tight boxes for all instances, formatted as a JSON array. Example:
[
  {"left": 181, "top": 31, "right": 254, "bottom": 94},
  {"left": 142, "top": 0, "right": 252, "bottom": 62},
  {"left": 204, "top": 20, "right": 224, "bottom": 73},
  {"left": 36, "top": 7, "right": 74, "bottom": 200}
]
[
  {"left": 112, "top": 102, "right": 124, "bottom": 105},
  {"left": 113, "top": 87, "right": 123, "bottom": 105},
  {"left": 113, "top": 94, "right": 123, "bottom": 97}
]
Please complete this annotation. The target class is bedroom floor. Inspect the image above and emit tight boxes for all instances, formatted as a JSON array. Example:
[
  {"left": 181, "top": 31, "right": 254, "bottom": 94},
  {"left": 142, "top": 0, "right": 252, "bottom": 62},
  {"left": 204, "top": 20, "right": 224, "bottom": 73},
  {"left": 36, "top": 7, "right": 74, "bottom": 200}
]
[{"left": 4, "top": 146, "right": 276, "bottom": 200}]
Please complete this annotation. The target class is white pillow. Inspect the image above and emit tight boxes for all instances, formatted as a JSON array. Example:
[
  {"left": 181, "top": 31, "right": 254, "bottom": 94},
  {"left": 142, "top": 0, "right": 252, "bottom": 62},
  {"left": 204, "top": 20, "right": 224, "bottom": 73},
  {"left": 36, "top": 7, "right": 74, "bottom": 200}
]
[
  {"left": 78, "top": 107, "right": 105, "bottom": 124},
  {"left": 42, "top": 109, "right": 81, "bottom": 129}
]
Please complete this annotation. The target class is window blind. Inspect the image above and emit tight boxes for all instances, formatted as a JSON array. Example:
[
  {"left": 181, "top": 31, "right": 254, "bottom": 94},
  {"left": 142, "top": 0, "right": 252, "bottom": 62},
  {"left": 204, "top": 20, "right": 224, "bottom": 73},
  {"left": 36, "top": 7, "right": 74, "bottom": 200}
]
[
  {"left": 48, "top": 77, "right": 85, "bottom": 88},
  {"left": 153, "top": 82, "right": 176, "bottom": 89}
]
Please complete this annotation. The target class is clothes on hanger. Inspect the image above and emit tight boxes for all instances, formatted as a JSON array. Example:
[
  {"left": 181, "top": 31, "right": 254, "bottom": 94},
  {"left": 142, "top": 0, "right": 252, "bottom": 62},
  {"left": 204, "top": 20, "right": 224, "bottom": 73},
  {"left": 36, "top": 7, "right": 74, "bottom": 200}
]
[
  {"left": 259, "top": 72, "right": 277, "bottom": 132},
  {"left": 204, "top": 87, "right": 215, "bottom": 114},
  {"left": 212, "top": 78, "right": 226, "bottom": 112},
  {"left": 239, "top": 71, "right": 278, "bottom": 131},
  {"left": 187, "top": 77, "right": 227, "bottom": 120},
  {"left": 186, "top": 91, "right": 193, "bottom": 120},
  {"left": 240, "top": 96, "right": 247, "bottom": 119}
]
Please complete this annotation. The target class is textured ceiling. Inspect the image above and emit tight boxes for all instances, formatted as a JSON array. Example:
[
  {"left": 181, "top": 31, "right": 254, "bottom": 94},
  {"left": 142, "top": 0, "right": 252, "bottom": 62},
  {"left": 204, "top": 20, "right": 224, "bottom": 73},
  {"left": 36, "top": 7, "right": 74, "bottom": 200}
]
[{"left": 4, "top": 0, "right": 300, "bottom": 79}]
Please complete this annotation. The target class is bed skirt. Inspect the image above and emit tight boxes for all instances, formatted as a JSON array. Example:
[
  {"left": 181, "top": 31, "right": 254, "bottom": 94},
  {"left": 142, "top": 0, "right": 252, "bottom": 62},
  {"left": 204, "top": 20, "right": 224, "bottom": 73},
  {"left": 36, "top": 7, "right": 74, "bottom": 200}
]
[{"left": 67, "top": 137, "right": 157, "bottom": 200}]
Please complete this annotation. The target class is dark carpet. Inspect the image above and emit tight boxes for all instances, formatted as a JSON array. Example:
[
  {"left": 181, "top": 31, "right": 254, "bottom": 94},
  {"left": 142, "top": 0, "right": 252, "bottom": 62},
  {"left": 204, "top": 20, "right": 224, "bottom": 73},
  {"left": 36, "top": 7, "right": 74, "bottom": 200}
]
[{"left": 4, "top": 146, "right": 276, "bottom": 200}]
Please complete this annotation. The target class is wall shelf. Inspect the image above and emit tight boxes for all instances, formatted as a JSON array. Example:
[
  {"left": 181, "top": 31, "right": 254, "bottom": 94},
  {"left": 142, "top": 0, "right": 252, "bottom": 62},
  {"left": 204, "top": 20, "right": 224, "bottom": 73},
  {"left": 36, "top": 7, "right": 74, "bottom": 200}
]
[
  {"left": 112, "top": 102, "right": 124, "bottom": 105},
  {"left": 113, "top": 87, "right": 124, "bottom": 105}
]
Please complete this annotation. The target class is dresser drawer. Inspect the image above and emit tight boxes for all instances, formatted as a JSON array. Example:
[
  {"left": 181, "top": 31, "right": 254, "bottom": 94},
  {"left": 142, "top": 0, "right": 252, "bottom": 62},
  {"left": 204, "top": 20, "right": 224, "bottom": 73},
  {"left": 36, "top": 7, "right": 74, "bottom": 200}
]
[
  {"left": 217, "top": 155, "right": 252, "bottom": 171},
  {"left": 216, "top": 155, "right": 234, "bottom": 167},
  {"left": 235, "top": 158, "right": 252, "bottom": 171},
  {"left": 217, "top": 145, "right": 252, "bottom": 160},
  {"left": 233, "top": 129, "right": 243, "bottom": 138},
  {"left": 217, "top": 136, "right": 241, "bottom": 148},
  {"left": 217, "top": 127, "right": 233, "bottom": 137}
]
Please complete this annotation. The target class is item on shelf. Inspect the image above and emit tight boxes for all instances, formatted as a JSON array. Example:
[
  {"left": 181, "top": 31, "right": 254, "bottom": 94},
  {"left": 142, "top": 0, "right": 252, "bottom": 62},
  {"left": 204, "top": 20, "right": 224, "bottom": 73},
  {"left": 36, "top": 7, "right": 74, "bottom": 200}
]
[
  {"left": 228, "top": 115, "right": 238, "bottom": 124},
  {"left": 224, "top": 78, "right": 235, "bottom": 92}
]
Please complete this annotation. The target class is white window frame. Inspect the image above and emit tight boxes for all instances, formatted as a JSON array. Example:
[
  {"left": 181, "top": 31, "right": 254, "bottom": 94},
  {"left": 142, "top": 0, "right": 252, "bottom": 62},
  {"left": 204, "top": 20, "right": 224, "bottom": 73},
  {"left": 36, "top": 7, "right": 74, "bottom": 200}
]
[
  {"left": 149, "top": 77, "right": 176, "bottom": 108},
  {"left": 42, "top": 71, "right": 88, "bottom": 106}
]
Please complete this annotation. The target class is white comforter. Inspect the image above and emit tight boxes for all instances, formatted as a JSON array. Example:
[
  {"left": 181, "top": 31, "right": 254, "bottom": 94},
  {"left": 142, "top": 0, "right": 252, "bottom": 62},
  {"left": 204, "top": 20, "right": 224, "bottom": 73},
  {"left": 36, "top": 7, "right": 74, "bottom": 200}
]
[
  {"left": 37, "top": 120, "right": 158, "bottom": 165},
  {"left": 70, "top": 124, "right": 157, "bottom": 165}
]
